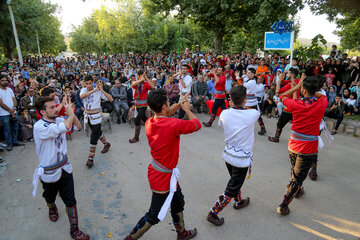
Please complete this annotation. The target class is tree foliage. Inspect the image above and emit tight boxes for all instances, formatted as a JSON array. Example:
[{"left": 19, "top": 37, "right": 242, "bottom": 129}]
[
  {"left": 69, "top": 2, "right": 214, "bottom": 55},
  {"left": 142, "top": 0, "right": 304, "bottom": 53},
  {"left": 294, "top": 34, "right": 327, "bottom": 60},
  {"left": 0, "top": 0, "right": 66, "bottom": 58},
  {"left": 306, "top": 0, "right": 360, "bottom": 50}
]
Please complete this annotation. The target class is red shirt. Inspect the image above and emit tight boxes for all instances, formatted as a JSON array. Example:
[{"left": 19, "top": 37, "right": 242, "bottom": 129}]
[
  {"left": 281, "top": 95, "right": 328, "bottom": 154},
  {"left": 146, "top": 117, "right": 201, "bottom": 193},
  {"left": 133, "top": 81, "right": 153, "bottom": 107},
  {"left": 214, "top": 74, "right": 226, "bottom": 99}
]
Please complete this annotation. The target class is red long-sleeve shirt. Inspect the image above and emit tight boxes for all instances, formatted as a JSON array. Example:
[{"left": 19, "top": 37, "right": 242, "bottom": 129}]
[
  {"left": 280, "top": 95, "right": 328, "bottom": 154},
  {"left": 146, "top": 117, "right": 201, "bottom": 193}
]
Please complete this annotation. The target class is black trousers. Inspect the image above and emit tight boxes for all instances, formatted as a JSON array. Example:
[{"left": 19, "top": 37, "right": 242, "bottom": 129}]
[
  {"left": 286, "top": 152, "right": 317, "bottom": 199},
  {"left": 277, "top": 111, "right": 293, "bottom": 129},
  {"left": 211, "top": 98, "right": 226, "bottom": 115},
  {"left": 134, "top": 185, "right": 185, "bottom": 228},
  {"left": 88, "top": 120, "right": 102, "bottom": 145},
  {"left": 41, "top": 169, "right": 77, "bottom": 207},
  {"left": 135, "top": 107, "right": 148, "bottom": 126},
  {"left": 224, "top": 163, "right": 248, "bottom": 198},
  {"left": 263, "top": 101, "right": 275, "bottom": 114},
  {"left": 325, "top": 111, "right": 343, "bottom": 130}
]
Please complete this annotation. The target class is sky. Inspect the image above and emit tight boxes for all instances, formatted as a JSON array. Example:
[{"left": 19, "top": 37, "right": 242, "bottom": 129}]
[{"left": 50, "top": 0, "right": 340, "bottom": 43}]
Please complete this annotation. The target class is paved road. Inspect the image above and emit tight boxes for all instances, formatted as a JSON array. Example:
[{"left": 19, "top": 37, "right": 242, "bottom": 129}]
[{"left": 0, "top": 115, "right": 359, "bottom": 240}]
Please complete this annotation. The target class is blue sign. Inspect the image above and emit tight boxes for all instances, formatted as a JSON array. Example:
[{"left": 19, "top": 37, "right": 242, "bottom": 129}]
[
  {"left": 271, "top": 20, "right": 294, "bottom": 35},
  {"left": 264, "top": 32, "right": 292, "bottom": 50}
]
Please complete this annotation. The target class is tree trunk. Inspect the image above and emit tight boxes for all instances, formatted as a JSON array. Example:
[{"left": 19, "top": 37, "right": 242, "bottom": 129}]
[{"left": 215, "top": 31, "right": 224, "bottom": 54}]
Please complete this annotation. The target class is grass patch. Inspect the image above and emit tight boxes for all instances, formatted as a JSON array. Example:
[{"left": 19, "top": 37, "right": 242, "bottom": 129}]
[{"left": 344, "top": 114, "right": 360, "bottom": 121}]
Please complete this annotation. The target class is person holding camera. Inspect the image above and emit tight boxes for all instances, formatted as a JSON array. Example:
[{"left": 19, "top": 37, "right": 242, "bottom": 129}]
[
  {"left": 129, "top": 70, "right": 155, "bottom": 143},
  {"left": 111, "top": 79, "right": 129, "bottom": 124},
  {"left": 164, "top": 74, "right": 180, "bottom": 106},
  {"left": 80, "top": 75, "right": 113, "bottom": 167}
]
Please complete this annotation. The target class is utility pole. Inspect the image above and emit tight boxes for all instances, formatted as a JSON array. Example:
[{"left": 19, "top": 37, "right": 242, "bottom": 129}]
[
  {"left": 36, "top": 30, "right": 41, "bottom": 57},
  {"left": 7, "top": 0, "right": 23, "bottom": 67},
  {"left": 178, "top": 23, "right": 181, "bottom": 55}
]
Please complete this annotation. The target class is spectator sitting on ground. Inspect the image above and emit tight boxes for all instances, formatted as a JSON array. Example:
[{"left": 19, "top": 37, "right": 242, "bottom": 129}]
[{"left": 325, "top": 94, "right": 345, "bottom": 135}]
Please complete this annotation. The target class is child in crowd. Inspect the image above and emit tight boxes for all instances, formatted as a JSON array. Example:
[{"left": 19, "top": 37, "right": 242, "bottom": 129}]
[
  {"left": 324, "top": 68, "right": 336, "bottom": 86},
  {"left": 344, "top": 92, "right": 358, "bottom": 115}
]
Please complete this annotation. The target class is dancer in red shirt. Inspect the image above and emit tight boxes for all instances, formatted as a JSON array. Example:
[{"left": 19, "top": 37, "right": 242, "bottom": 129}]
[
  {"left": 124, "top": 89, "right": 201, "bottom": 240},
  {"left": 129, "top": 70, "right": 155, "bottom": 143},
  {"left": 277, "top": 76, "right": 328, "bottom": 215},
  {"left": 203, "top": 66, "right": 226, "bottom": 127}
]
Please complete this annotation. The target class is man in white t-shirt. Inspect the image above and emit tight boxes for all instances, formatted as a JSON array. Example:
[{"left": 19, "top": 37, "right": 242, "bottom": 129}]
[
  {"left": 174, "top": 65, "right": 192, "bottom": 119},
  {"left": 80, "top": 75, "right": 113, "bottom": 168},
  {"left": 206, "top": 85, "right": 258, "bottom": 226},
  {"left": 33, "top": 96, "right": 89, "bottom": 240},
  {"left": 0, "top": 74, "right": 24, "bottom": 151}
]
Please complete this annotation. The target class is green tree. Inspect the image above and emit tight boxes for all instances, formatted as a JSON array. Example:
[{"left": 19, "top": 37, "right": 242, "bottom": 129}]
[
  {"left": 0, "top": 0, "right": 66, "bottom": 58},
  {"left": 294, "top": 34, "right": 327, "bottom": 60},
  {"left": 307, "top": 0, "right": 360, "bottom": 50},
  {"left": 142, "top": 0, "right": 303, "bottom": 53}
]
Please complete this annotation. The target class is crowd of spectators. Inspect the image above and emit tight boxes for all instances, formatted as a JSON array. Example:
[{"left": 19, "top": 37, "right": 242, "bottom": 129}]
[{"left": 0, "top": 45, "right": 359, "bottom": 161}]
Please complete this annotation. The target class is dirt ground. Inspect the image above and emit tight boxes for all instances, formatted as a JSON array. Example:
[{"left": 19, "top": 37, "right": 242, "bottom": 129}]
[{"left": 0, "top": 114, "right": 359, "bottom": 240}]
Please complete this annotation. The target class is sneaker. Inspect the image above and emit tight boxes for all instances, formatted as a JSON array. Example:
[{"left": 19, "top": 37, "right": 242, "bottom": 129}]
[
  {"left": 6, "top": 145, "right": 12, "bottom": 151},
  {"left": 0, "top": 146, "right": 4, "bottom": 152},
  {"left": 0, "top": 142, "right": 7, "bottom": 148},
  {"left": 206, "top": 211, "right": 224, "bottom": 226},
  {"left": 277, "top": 204, "right": 290, "bottom": 215},
  {"left": 13, "top": 142, "right": 25, "bottom": 147},
  {"left": 233, "top": 197, "right": 250, "bottom": 209},
  {"left": 117, "top": 119, "right": 121, "bottom": 124}
]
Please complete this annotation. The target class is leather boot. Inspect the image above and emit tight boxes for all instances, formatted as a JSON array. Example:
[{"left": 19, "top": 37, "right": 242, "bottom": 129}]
[
  {"left": 206, "top": 194, "right": 231, "bottom": 226},
  {"left": 173, "top": 212, "right": 197, "bottom": 240},
  {"left": 203, "top": 114, "right": 215, "bottom": 127},
  {"left": 129, "top": 126, "right": 141, "bottom": 143},
  {"left": 124, "top": 222, "right": 152, "bottom": 240},
  {"left": 47, "top": 203, "right": 58, "bottom": 222},
  {"left": 268, "top": 128, "right": 282, "bottom": 142},
  {"left": 66, "top": 205, "right": 90, "bottom": 240}
]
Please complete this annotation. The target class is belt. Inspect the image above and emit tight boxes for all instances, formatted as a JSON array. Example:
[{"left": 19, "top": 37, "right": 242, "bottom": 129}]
[
  {"left": 151, "top": 159, "right": 180, "bottom": 221},
  {"left": 215, "top": 90, "right": 225, "bottom": 94},
  {"left": 246, "top": 94, "right": 256, "bottom": 99},
  {"left": 290, "top": 130, "right": 318, "bottom": 141},
  {"left": 32, "top": 154, "right": 69, "bottom": 197},
  {"left": 85, "top": 108, "right": 100, "bottom": 115},
  {"left": 135, "top": 99, "right": 147, "bottom": 104}
]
